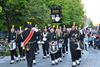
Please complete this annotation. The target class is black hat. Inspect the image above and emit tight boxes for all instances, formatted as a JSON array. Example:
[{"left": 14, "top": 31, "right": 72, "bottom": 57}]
[{"left": 26, "top": 24, "right": 33, "bottom": 29}]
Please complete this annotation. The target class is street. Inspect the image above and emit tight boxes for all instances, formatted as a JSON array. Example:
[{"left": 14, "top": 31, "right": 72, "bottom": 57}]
[{"left": 0, "top": 46, "right": 100, "bottom": 67}]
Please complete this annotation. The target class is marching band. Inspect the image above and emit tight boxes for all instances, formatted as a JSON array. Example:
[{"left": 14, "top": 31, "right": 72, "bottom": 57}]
[
  {"left": 9, "top": 25, "right": 19, "bottom": 64},
  {"left": 8, "top": 23, "right": 99, "bottom": 67}
]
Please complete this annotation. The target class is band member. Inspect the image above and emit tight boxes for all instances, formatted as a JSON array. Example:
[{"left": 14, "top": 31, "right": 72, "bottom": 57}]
[
  {"left": 47, "top": 24, "right": 52, "bottom": 32},
  {"left": 62, "top": 25, "right": 69, "bottom": 55},
  {"left": 69, "top": 26, "right": 81, "bottom": 67},
  {"left": 22, "top": 24, "right": 36, "bottom": 67},
  {"left": 47, "top": 28, "right": 58, "bottom": 65},
  {"left": 41, "top": 28, "right": 49, "bottom": 58},
  {"left": 9, "top": 25, "right": 19, "bottom": 64},
  {"left": 75, "top": 26, "right": 82, "bottom": 64},
  {"left": 79, "top": 28, "right": 85, "bottom": 50},
  {"left": 16, "top": 27, "right": 25, "bottom": 61},
  {"left": 56, "top": 27, "right": 63, "bottom": 61},
  {"left": 34, "top": 24, "right": 40, "bottom": 54}
]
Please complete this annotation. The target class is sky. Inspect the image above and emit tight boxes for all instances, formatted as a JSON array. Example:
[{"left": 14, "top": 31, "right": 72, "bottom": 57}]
[{"left": 82, "top": 0, "right": 100, "bottom": 26}]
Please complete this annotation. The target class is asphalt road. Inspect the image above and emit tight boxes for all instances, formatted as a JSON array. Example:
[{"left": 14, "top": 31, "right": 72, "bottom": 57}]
[{"left": 0, "top": 46, "right": 100, "bottom": 67}]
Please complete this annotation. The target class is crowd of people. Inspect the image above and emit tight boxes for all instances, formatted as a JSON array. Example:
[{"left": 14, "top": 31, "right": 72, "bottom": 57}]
[{"left": 8, "top": 24, "right": 100, "bottom": 67}]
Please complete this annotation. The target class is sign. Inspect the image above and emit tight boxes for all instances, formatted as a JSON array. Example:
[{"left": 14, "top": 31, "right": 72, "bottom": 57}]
[{"left": 50, "top": 6, "right": 62, "bottom": 23}]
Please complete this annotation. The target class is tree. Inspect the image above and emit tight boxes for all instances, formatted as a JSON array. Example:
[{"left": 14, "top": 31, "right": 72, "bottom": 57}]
[
  {"left": 0, "top": 0, "right": 29, "bottom": 30},
  {"left": 0, "top": 0, "right": 30, "bottom": 42},
  {"left": 26, "top": 0, "right": 50, "bottom": 29},
  {"left": 0, "top": 0, "right": 51, "bottom": 30},
  {"left": 0, "top": 0, "right": 84, "bottom": 31},
  {"left": 44, "top": 0, "right": 84, "bottom": 27}
]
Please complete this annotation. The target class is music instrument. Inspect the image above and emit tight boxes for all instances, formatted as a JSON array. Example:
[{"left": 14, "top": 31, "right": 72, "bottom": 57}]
[
  {"left": 43, "top": 32, "right": 48, "bottom": 41},
  {"left": 41, "top": 32, "right": 48, "bottom": 44},
  {"left": 58, "top": 39, "right": 64, "bottom": 48},
  {"left": 49, "top": 41, "right": 58, "bottom": 54},
  {"left": 77, "top": 42, "right": 82, "bottom": 50},
  {"left": 9, "top": 40, "right": 16, "bottom": 50}
]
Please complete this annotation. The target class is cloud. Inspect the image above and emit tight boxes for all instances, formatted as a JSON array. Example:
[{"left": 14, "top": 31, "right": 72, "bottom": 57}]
[{"left": 82, "top": 0, "right": 100, "bottom": 25}]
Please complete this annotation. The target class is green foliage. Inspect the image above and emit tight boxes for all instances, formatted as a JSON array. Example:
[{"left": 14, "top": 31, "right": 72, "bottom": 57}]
[
  {"left": 0, "top": 0, "right": 29, "bottom": 30},
  {"left": 0, "top": 6, "right": 2, "bottom": 13},
  {"left": 26, "top": 0, "right": 50, "bottom": 29},
  {"left": 0, "top": 0, "right": 84, "bottom": 31},
  {"left": 44, "top": 0, "right": 84, "bottom": 27}
]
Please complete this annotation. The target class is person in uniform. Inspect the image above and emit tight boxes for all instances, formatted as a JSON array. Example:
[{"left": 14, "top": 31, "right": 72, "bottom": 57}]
[
  {"left": 16, "top": 27, "right": 25, "bottom": 61},
  {"left": 9, "top": 25, "right": 19, "bottom": 64},
  {"left": 75, "top": 26, "right": 82, "bottom": 64},
  {"left": 47, "top": 28, "right": 59, "bottom": 65},
  {"left": 62, "top": 25, "right": 69, "bottom": 56},
  {"left": 56, "top": 26, "right": 63, "bottom": 62},
  {"left": 69, "top": 26, "right": 81, "bottom": 67},
  {"left": 47, "top": 24, "right": 52, "bottom": 32},
  {"left": 79, "top": 27, "right": 85, "bottom": 50},
  {"left": 34, "top": 25, "right": 40, "bottom": 55},
  {"left": 22, "top": 24, "right": 36, "bottom": 67},
  {"left": 41, "top": 28, "right": 49, "bottom": 58}
]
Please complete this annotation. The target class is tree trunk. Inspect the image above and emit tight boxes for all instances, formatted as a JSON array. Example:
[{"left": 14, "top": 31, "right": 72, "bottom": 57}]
[{"left": 5, "top": 11, "right": 11, "bottom": 42}]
